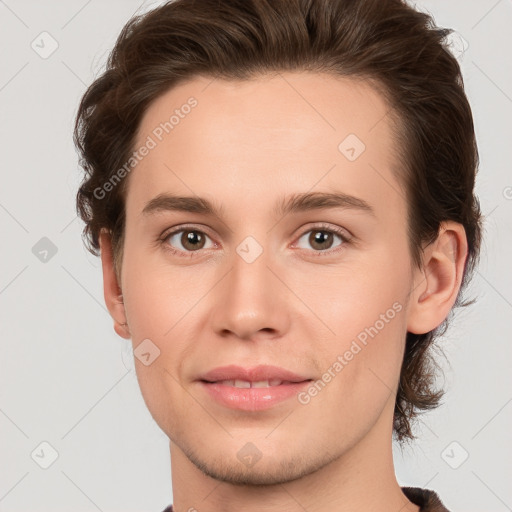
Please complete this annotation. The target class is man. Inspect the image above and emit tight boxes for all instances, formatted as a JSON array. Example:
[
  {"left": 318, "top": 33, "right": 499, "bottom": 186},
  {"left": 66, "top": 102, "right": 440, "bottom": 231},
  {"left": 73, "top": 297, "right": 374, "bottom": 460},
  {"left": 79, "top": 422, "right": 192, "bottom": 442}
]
[{"left": 74, "top": 0, "right": 482, "bottom": 510}]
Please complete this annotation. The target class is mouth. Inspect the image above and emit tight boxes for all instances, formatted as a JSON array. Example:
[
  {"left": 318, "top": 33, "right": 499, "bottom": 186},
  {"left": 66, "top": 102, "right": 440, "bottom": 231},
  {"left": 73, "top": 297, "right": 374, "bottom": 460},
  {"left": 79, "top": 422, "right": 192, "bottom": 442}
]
[
  {"left": 198, "top": 364, "right": 312, "bottom": 384},
  {"left": 200, "top": 378, "right": 310, "bottom": 388},
  {"left": 196, "top": 364, "right": 314, "bottom": 411}
]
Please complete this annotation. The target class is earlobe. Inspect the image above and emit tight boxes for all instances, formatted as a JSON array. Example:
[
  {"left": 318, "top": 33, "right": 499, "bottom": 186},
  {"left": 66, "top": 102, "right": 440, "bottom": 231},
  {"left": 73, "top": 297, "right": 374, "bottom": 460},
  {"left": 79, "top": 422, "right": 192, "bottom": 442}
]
[
  {"left": 406, "top": 222, "right": 468, "bottom": 335},
  {"left": 99, "top": 229, "right": 131, "bottom": 339}
]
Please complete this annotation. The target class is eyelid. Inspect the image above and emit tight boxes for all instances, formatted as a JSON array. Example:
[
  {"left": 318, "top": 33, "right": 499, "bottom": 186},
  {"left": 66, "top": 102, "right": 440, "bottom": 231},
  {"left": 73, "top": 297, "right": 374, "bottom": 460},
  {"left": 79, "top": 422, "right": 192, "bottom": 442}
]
[
  {"left": 161, "top": 223, "right": 216, "bottom": 240},
  {"left": 291, "top": 222, "right": 352, "bottom": 244}
]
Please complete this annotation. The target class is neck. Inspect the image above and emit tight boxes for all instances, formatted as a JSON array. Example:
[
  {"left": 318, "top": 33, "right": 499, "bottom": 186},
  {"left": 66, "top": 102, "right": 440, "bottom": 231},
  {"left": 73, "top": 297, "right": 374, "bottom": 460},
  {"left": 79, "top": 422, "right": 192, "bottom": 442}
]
[{"left": 169, "top": 399, "right": 419, "bottom": 512}]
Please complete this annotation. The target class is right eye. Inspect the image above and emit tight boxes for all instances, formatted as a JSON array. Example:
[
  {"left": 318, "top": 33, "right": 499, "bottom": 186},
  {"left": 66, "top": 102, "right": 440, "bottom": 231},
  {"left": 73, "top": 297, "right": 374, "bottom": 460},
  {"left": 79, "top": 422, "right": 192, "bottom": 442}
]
[{"left": 160, "top": 226, "right": 216, "bottom": 256}]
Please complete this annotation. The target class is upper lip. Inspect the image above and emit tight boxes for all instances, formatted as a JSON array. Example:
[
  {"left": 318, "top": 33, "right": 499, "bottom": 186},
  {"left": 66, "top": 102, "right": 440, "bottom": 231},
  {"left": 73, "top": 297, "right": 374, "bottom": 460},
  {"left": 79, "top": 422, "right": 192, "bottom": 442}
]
[{"left": 198, "top": 365, "right": 312, "bottom": 383}]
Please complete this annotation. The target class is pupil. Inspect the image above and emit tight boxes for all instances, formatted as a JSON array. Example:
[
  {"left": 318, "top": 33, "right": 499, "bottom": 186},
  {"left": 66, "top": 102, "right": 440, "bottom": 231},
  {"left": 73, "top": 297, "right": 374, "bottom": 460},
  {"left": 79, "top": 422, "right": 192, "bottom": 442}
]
[
  {"left": 312, "top": 230, "right": 332, "bottom": 249},
  {"left": 185, "top": 231, "right": 203, "bottom": 249}
]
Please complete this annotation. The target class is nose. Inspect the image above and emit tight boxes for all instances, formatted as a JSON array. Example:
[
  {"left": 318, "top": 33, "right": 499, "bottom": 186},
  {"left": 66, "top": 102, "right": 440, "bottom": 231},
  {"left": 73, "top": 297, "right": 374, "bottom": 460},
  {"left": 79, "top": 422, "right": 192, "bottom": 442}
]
[{"left": 210, "top": 243, "right": 291, "bottom": 342}]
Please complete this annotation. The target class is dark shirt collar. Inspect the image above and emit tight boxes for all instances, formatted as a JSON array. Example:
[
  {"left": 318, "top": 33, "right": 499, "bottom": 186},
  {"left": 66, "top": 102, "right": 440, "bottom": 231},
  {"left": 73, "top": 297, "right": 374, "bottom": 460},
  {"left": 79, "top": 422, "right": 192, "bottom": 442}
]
[
  {"left": 401, "top": 486, "right": 451, "bottom": 511},
  {"left": 162, "top": 486, "right": 450, "bottom": 512}
]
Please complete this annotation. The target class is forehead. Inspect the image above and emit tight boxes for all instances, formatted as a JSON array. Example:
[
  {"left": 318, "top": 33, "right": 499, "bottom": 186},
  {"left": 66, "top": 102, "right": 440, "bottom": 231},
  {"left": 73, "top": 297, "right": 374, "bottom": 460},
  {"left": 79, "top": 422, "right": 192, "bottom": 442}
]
[{"left": 127, "top": 72, "right": 405, "bottom": 220}]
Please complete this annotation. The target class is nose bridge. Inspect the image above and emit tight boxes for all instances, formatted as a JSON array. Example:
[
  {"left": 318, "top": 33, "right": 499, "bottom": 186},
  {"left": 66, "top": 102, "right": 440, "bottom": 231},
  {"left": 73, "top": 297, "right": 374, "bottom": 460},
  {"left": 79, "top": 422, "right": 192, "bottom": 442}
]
[
  {"left": 211, "top": 236, "right": 289, "bottom": 339},
  {"left": 232, "top": 237, "right": 271, "bottom": 295}
]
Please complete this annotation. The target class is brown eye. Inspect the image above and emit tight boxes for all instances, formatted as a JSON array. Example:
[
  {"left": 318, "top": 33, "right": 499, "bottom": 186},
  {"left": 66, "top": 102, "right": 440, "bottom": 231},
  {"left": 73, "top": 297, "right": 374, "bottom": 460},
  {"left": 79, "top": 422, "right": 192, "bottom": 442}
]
[
  {"left": 309, "top": 230, "right": 335, "bottom": 250},
  {"left": 295, "top": 227, "right": 347, "bottom": 253},
  {"left": 182, "top": 230, "right": 206, "bottom": 250},
  {"left": 165, "top": 229, "right": 213, "bottom": 252}
]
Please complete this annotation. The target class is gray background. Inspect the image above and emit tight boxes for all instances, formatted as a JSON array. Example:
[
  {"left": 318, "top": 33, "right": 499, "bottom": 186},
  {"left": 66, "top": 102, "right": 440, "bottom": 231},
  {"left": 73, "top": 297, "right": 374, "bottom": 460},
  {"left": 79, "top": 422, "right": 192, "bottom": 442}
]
[{"left": 1, "top": 0, "right": 511, "bottom": 511}]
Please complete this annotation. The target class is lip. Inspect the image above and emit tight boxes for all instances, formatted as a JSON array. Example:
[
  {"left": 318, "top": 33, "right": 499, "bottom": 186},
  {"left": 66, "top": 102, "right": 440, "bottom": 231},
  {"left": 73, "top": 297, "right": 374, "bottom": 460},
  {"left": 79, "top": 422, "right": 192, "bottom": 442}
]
[
  {"left": 198, "top": 364, "right": 311, "bottom": 383},
  {"left": 197, "top": 365, "right": 313, "bottom": 411},
  {"left": 199, "top": 381, "right": 312, "bottom": 411}
]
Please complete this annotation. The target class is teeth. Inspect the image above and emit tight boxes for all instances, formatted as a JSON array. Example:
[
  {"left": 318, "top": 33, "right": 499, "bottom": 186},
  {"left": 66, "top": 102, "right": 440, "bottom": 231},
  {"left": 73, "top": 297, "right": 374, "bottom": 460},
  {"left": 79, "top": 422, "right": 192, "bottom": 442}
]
[
  {"left": 216, "top": 379, "right": 284, "bottom": 388},
  {"left": 234, "top": 379, "right": 251, "bottom": 388}
]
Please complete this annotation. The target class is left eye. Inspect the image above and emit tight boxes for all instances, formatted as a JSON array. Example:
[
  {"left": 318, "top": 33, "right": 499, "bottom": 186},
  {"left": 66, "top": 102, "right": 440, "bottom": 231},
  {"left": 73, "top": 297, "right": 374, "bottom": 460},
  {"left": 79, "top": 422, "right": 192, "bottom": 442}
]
[
  {"left": 295, "top": 228, "right": 346, "bottom": 252},
  {"left": 165, "top": 229, "right": 215, "bottom": 252}
]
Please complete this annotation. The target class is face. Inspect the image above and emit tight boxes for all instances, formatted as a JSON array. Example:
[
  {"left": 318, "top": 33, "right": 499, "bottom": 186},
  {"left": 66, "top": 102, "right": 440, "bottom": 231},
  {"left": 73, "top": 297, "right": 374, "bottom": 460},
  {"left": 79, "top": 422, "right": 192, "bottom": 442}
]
[{"left": 115, "top": 73, "right": 419, "bottom": 485}]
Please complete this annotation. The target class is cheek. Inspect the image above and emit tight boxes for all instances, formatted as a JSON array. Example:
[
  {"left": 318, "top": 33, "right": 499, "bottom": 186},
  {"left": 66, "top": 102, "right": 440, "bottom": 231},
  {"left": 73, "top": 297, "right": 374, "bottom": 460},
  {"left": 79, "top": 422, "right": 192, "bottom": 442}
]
[
  {"left": 119, "top": 251, "right": 194, "bottom": 421},
  {"left": 291, "top": 246, "right": 410, "bottom": 339},
  {"left": 121, "top": 248, "right": 194, "bottom": 337},
  {"left": 301, "top": 301, "right": 408, "bottom": 443},
  {"left": 294, "top": 249, "right": 410, "bottom": 405}
]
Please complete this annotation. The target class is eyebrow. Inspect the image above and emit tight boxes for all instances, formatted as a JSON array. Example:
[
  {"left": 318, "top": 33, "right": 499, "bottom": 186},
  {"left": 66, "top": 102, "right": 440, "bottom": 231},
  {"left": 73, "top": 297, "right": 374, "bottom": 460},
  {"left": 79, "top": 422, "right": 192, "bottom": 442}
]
[{"left": 141, "top": 191, "right": 376, "bottom": 219}]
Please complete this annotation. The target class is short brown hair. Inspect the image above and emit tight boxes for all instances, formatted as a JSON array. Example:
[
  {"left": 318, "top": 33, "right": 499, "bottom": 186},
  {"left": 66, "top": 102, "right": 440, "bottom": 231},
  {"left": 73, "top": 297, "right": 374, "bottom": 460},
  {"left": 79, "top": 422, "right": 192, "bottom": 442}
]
[{"left": 74, "top": 0, "right": 483, "bottom": 442}]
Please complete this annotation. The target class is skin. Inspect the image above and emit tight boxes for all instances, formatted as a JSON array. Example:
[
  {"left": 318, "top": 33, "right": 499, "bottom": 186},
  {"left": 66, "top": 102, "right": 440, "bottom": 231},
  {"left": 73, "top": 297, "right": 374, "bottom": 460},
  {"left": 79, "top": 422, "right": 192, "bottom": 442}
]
[{"left": 99, "top": 72, "right": 468, "bottom": 512}]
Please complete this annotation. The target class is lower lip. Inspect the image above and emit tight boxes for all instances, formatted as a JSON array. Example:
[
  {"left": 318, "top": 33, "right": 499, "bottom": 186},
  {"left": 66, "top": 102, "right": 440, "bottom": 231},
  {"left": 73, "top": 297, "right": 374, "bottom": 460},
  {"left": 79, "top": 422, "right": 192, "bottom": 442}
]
[{"left": 198, "top": 381, "right": 312, "bottom": 411}]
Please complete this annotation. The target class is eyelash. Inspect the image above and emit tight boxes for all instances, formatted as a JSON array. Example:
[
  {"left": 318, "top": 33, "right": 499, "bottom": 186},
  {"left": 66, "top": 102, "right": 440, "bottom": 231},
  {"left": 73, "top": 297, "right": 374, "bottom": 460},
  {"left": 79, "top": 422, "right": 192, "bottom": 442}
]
[{"left": 158, "top": 223, "right": 351, "bottom": 259}]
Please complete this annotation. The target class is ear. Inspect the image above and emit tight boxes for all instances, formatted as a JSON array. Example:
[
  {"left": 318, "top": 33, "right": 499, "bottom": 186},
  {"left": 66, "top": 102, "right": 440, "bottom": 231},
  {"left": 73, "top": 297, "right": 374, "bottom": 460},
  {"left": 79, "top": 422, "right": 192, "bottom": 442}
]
[
  {"left": 406, "top": 221, "right": 468, "bottom": 335},
  {"left": 99, "top": 229, "right": 131, "bottom": 339}
]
